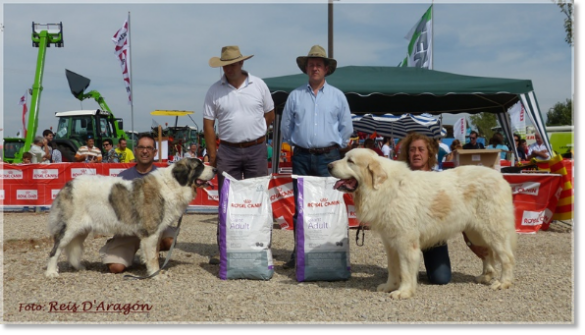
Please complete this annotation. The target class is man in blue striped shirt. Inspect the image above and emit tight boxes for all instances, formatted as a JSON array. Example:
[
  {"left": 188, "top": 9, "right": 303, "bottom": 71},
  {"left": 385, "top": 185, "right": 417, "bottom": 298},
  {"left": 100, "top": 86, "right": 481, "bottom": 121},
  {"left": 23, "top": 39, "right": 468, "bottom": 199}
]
[{"left": 280, "top": 45, "right": 353, "bottom": 269}]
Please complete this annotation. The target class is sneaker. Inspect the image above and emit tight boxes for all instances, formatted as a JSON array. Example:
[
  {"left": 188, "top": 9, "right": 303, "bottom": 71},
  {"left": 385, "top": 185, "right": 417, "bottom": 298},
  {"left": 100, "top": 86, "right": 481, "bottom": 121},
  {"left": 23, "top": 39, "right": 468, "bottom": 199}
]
[
  {"left": 282, "top": 259, "right": 295, "bottom": 269},
  {"left": 209, "top": 255, "right": 220, "bottom": 265}
]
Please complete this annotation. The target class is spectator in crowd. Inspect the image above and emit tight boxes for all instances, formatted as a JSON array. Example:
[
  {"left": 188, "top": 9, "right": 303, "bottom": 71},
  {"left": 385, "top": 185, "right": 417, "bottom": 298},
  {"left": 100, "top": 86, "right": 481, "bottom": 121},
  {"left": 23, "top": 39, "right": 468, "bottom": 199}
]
[
  {"left": 513, "top": 134, "right": 525, "bottom": 161},
  {"left": 49, "top": 140, "right": 62, "bottom": 163},
  {"left": 364, "top": 138, "right": 384, "bottom": 156},
  {"left": 527, "top": 133, "right": 550, "bottom": 160},
  {"left": 197, "top": 144, "right": 206, "bottom": 158},
  {"left": 115, "top": 138, "right": 135, "bottom": 163},
  {"left": 102, "top": 139, "right": 120, "bottom": 163},
  {"left": 43, "top": 129, "right": 54, "bottom": 162},
  {"left": 486, "top": 132, "right": 510, "bottom": 160},
  {"left": 381, "top": 137, "right": 393, "bottom": 159},
  {"left": 21, "top": 152, "right": 32, "bottom": 164},
  {"left": 444, "top": 139, "right": 462, "bottom": 162},
  {"left": 99, "top": 134, "right": 176, "bottom": 274},
  {"left": 280, "top": 45, "right": 353, "bottom": 269},
  {"left": 203, "top": 45, "right": 275, "bottom": 265},
  {"left": 517, "top": 139, "right": 528, "bottom": 161},
  {"left": 75, "top": 135, "right": 102, "bottom": 163},
  {"left": 183, "top": 143, "right": 199, "bottom": 158},
  {"left": 435, "top": 138, "right": 451, "bottom": 169},
  {"left": 463, "top": 130, "right": 485, "bottom": 149},
  {"left": 29, "top": 136, "right": 50, "bottom": 163}
]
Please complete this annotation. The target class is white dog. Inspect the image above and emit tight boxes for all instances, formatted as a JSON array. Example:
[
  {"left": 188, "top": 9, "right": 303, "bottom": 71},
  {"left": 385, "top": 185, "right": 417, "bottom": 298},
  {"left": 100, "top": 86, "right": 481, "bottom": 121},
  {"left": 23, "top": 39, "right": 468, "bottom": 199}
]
[
  {"left": 45, "top": 158, "right": 216, "bottom": 278},
  {"left": 328, "top": 149, "right": 516, "bottom": 299}
]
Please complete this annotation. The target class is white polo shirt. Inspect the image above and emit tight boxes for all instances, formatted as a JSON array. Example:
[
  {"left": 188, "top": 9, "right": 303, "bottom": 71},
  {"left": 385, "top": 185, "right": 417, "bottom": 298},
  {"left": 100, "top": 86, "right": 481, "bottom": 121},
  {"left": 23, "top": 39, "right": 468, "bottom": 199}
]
[
  {"left": 528, "top": 142, "right": 550, "bottom": 160},
  {"left": 203, "top": 72, "right": 274, "bottom": 143}
]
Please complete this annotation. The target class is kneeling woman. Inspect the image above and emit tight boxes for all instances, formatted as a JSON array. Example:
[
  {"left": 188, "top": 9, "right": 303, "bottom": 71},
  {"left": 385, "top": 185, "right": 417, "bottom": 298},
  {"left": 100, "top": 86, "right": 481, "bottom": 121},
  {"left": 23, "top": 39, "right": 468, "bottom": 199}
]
[{"left": 398, "top": 133, "right": 486, "bottom": 284}]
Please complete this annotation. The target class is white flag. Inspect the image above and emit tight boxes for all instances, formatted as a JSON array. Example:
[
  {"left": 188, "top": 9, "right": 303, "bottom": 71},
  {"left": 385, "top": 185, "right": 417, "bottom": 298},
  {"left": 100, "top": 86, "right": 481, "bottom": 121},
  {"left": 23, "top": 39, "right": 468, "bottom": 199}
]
[
  {"left": 399, "top": 5, "right": 433, "bottom": 69},
  {"left": 453, "top": 117, "right": 466, "bottom": 143},
  {"left": 508, "top": 101, "right": 526, "bottom": 139},
  {"left": 112, "top": 18, "right": 132, "bottom": 104},
  {"left": 19, "top": 90, "right": 28, "bottom": 138}
]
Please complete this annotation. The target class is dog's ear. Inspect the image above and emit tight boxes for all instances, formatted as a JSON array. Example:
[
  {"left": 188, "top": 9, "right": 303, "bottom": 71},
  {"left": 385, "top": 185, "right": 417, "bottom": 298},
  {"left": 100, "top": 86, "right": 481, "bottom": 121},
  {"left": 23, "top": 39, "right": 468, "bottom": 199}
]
[
  {"left": 367, "top": 159, "right": 388, "bottom": 190},
  {"left": 172, "top": 160, "right": 193, "bottom": 186}
]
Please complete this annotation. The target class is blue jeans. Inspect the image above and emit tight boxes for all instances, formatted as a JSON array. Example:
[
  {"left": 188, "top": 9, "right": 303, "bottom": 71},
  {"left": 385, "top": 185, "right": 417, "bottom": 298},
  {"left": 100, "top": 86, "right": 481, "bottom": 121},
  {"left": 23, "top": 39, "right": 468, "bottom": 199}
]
[
  {"left": 422, "top": 243, "right": 452, "bottom": 285},
  {"left": 289, "top": 148, "right": 341, "bottom": 261}
]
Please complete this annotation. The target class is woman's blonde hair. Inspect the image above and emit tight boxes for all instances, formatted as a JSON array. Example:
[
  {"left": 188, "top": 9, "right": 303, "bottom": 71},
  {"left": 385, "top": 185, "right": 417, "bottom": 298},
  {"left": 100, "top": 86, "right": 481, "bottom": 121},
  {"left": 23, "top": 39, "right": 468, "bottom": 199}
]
[{"left": 398, "top": 132, "right": 437, "bottom": 169}]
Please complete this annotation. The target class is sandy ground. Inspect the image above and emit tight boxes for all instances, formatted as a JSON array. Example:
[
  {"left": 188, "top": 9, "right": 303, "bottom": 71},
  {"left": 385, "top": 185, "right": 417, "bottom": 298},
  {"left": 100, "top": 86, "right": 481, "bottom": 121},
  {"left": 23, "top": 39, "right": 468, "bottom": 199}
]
[{"left": 1, "top": 211, "right": 574, "bottom": 324}]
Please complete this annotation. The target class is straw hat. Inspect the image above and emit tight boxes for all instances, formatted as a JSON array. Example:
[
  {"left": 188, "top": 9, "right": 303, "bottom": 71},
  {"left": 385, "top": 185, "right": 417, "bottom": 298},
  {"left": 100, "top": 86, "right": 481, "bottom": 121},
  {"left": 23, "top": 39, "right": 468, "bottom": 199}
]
[
  {"left": 208, "top": 46, "right": 253, "bottom": 68},
  {"left": 296, "top": 45, "right": 337, "bottom": 76}
]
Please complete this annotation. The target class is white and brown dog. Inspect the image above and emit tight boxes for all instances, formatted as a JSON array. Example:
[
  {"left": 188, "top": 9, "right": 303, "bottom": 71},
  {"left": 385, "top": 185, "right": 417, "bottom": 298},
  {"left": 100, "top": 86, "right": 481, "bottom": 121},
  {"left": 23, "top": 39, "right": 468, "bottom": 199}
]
[
  {"left": 328, "top": 148, "right": 516, "bottom": 299},
  {"left": 45, "top": 158, "right": 216, "bottom": 278}
]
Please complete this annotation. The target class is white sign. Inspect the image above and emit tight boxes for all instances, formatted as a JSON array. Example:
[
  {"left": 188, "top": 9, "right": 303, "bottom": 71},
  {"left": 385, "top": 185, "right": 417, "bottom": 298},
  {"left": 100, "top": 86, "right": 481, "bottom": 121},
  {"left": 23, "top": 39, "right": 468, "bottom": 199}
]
[
  {"left": 71, "top": 168, "right": 97, "bottom": 178},
  {"left": 33, "top": 169, "right": 59, "bottom": 179},
  {"left": 16, "top": 190, "right": 38, "bottom": 200},
  {"left": 2, "top": 170, "right": 23, "bottom": 180}
]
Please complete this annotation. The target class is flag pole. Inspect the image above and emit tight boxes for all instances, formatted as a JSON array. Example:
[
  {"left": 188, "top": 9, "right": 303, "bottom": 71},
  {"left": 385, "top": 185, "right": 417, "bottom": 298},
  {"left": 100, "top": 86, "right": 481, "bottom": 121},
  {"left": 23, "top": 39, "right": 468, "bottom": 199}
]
[
  {"left": 128, "top": 11, "right": 135, "bottom": 136},
  {"left": 431, "top": 1, "right": 434, "bottom": 70}
]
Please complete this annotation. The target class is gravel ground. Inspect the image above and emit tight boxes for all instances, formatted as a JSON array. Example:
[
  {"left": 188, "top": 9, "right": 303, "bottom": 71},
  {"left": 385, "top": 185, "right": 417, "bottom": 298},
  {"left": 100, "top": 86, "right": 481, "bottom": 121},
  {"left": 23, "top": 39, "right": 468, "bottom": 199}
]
[{"left": 1, "top": 212, "right": 574, "bottom": 324}]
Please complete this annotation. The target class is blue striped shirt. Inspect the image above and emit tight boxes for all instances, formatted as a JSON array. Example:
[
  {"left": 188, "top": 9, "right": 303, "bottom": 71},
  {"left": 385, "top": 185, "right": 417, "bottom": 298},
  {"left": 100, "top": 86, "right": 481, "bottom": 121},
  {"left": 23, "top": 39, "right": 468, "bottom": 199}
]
[{"left": 280, "top": 82, "right": 353, "bottom": 149}]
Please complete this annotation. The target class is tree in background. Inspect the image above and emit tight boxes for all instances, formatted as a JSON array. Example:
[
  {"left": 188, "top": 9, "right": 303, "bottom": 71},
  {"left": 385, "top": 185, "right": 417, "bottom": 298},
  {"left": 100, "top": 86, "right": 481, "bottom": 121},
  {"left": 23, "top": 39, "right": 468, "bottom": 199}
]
[
  {"left": 555, "top": 0, "right": 573, "bottom": 46},
  {"left": 546, "top": 99, "right": 573, "bottom": 126},
  {"left": 469, "top": 113, "right": 497, "bottom": 141}
]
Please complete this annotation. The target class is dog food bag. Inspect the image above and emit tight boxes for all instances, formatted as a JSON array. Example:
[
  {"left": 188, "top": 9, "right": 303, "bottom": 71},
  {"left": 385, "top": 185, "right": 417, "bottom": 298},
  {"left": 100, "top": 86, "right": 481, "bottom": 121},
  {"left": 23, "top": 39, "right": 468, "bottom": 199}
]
[
  {"left": 293, "top": 175, "right": 350, "bottom": 282},
  {"left": 219, "top": 173, "right": 274, "bottom": 280}
]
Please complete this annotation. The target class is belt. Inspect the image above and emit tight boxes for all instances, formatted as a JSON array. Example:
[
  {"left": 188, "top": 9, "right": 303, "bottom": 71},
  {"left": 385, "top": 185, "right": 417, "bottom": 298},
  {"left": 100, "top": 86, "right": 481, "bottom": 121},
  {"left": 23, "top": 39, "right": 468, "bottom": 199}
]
[
  {"left": 220, "top": 136, "right": 265, "bottom": 148},
  {"left": 295, "top": 144, "right": 339, "bottom": 155}
]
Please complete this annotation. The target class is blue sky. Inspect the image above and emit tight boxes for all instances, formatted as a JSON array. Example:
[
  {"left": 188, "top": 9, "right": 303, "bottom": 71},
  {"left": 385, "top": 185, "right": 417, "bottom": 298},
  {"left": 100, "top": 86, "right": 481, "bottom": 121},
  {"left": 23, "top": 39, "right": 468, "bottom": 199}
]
[{"left": 0, "top": 0, "right": 574, "bottom": 138}]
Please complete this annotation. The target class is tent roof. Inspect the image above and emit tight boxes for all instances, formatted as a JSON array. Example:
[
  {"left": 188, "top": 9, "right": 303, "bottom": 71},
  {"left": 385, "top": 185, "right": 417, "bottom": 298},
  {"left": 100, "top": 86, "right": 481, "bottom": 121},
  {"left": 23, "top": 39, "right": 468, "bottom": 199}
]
[{"left": 263, "top": 66, "right": 534, "bottom": 115}]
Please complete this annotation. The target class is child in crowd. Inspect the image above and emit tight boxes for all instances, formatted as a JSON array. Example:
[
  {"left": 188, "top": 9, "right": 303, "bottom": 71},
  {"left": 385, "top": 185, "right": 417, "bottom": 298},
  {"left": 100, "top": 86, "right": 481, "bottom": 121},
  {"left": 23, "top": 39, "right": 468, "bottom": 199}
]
[{"left": 21, "top": 152, "right": 32, "bottom": 164}]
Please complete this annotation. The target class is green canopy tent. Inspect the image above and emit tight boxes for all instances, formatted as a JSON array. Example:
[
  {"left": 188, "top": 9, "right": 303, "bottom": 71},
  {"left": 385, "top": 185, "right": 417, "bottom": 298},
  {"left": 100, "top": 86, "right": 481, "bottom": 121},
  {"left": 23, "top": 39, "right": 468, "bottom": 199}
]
[{"left": 263, "top": 66, "right": 550, "bottom": 172}]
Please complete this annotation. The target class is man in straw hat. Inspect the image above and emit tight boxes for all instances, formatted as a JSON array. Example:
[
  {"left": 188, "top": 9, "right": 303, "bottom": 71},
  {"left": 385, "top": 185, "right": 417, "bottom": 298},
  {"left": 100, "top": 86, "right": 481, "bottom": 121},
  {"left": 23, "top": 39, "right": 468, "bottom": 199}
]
[
  {"left": 203, "top": 45, "right": 275, "bottom": 265},
  {"left": 280, "top": 45, "right": 353, "bottom": 269}
]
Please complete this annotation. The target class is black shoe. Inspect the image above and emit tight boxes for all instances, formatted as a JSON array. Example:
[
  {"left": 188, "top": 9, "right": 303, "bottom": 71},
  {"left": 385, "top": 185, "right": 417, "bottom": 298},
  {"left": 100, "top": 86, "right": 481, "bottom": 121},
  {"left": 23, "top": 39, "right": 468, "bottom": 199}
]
[
  {"left": 282, "top": 259, "right": 295, "bottom": 269},
  {"left": 209, "top": 255, "right": 220, "bottom": 265}
]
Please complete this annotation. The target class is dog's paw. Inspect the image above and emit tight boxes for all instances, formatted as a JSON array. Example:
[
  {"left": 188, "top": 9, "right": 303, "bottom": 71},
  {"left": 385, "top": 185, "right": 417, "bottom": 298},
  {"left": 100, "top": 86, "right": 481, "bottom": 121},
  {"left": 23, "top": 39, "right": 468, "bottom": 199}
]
[
  {"left": 475, "top": 274, "right": 493, "bottom": 284},
  {"left": 72, "top": 264, "right": 86, "bottom": 271},
  {"left": 45, "top": 270, "right": 59, "bottom": 278},
  {"left": 389, "top": 289, "right": 413, "bottom": 300},
  {"left": 148, "top": 270, "right": 166, "bottom": 280},
  {"left": 377, "top": 282, "right": 399, "bottom": 293},
  {"left": 490, "top": 280, "right": 513, "bottom": 290}
]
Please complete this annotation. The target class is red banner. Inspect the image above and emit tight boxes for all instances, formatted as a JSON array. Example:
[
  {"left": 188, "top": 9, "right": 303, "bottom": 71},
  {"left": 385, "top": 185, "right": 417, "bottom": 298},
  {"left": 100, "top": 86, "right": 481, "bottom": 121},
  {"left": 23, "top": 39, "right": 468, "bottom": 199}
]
[
  {"left": 265, "top": 175, "right": 359, "bottom": 230},
  {"left": 268, "top": 174, "right": 295, "bottom": 230},
  {"left": 503, "top": 173, "right": 563, "bottom": 233},
  {"left": 1, "top": 163, "right": 565, "bottom": 234},
  {"left": 0, "top": 163, "right": 220, "bottom": 210}
]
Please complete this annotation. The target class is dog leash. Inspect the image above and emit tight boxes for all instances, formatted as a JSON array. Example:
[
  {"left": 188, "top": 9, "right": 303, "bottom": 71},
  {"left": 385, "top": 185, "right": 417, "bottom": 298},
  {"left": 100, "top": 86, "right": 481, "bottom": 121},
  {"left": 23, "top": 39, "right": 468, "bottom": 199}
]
[
  {"left": 356, "top": 224, "right": 365, "bottom": 246},
  {"left": 124, "top": 215, "right": 183, "bottom": 280}
]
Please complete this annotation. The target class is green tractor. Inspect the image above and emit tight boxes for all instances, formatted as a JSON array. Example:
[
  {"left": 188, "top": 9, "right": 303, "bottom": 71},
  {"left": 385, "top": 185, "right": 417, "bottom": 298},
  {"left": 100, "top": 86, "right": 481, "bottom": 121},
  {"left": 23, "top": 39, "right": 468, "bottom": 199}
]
[{"left": 2, "top": 22, "right": 64, "bottom": 163}]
